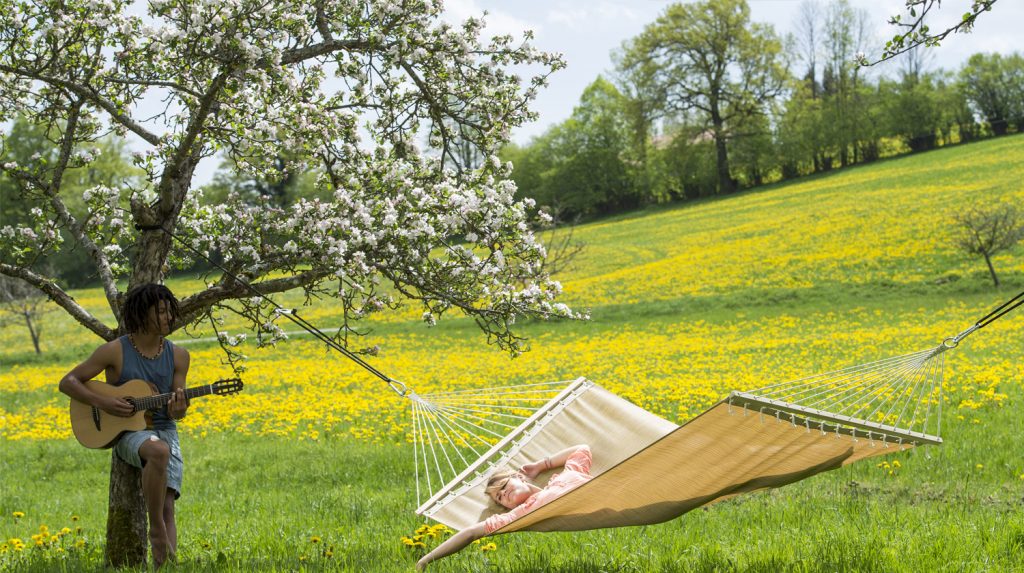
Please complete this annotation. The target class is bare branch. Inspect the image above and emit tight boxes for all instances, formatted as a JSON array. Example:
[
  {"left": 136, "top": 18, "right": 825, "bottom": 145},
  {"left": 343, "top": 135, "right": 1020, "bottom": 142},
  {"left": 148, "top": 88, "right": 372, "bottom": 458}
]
[{"left": 0, "top": 263, "right": 115, "bottom": 340}]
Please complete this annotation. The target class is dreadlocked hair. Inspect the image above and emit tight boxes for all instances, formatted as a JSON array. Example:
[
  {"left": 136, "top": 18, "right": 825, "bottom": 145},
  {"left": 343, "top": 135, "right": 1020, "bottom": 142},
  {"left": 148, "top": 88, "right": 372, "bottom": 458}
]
[{"left": 122, "top": 283, "right": 179, "bottom": 334}]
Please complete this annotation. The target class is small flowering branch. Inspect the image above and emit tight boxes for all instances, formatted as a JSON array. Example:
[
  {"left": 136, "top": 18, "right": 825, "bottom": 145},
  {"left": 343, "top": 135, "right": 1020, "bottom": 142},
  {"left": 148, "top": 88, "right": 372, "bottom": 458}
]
[{"left": 859, "top": 0, "right": 998, "bottom": 66}]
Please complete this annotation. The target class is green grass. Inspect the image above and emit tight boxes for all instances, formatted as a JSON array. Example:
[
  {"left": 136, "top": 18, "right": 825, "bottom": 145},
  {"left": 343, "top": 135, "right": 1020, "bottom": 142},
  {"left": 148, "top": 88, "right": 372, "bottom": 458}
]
[{"left": 2, "top": 135, "right": 1024, "bottom": 571}]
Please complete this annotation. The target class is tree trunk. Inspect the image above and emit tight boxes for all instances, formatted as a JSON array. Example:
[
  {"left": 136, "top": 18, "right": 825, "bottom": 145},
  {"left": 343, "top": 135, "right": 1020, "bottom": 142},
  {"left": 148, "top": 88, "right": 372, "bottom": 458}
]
[
  {"left": 105, "top": 452, "right": 147, "bottom": 567},
  {"left": 110, "top": 168, "right": 196, "bottom": 566},
  {"left": 713, "top": 132, "right": 734, "bottom": 194},
  {"left": 22, "top": 309, "right": 41, "bottom": 354},
  {"left": 984, "top": 253, "right": 1000, "bottom": 287}
]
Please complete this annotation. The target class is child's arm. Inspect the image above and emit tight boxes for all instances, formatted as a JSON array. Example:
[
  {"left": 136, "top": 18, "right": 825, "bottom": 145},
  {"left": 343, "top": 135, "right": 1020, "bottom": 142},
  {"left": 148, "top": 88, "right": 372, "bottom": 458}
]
[
  {"left": 521, "top": 444, "right": 589, "bottom": 478},
  {"left": 416, "top": 522, "right": 487, "bottom": 570},
  {"left": 59, "top": 342, "right": 134, "bottom": 417}
]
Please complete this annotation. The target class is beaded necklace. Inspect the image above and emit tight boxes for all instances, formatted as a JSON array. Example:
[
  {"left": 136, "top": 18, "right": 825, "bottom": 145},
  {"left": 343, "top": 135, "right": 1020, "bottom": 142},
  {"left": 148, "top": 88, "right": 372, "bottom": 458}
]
[{"left": 129, "top": 334, "right": 165, "bottom": 361}]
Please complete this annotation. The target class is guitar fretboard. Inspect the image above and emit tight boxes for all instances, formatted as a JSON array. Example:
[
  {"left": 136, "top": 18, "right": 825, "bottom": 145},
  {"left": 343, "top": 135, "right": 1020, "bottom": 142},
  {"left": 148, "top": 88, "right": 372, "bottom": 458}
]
[{"left": 133, "top": 385, "right": 213, "bottom": 412}]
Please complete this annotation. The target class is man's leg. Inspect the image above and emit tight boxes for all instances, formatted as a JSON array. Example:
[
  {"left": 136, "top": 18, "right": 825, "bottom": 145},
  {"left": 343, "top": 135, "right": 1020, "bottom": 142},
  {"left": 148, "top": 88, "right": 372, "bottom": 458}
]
[
  {"left": 163, "top": 493, "right": 177, "bottom": 561},
  {"left": 139, "top": 438, "right": 170, "bottom": 567}
]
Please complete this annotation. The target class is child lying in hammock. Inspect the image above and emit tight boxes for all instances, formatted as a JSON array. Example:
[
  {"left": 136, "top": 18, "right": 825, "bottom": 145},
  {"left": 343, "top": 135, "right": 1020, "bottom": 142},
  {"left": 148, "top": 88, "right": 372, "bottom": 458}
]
[{"left": 416, "top": 444, "right": 592, "bottom": 570}]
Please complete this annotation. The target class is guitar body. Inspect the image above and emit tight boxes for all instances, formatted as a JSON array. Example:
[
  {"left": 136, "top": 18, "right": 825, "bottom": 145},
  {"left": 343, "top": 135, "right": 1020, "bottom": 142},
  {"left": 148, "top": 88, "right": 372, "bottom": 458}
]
[{"left": 69, "top": 379, "right": 157, "bottom": 449}]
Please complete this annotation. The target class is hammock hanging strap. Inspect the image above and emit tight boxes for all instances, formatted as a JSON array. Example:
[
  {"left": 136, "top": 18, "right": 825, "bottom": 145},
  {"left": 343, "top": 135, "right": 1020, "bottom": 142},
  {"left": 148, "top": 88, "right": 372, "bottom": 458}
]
[
  {"left": 946, "top": 288, "right": 1024, "bottom": 347},
  {"left": 135, "top": 224, "right": 408, "bottom": 396}
]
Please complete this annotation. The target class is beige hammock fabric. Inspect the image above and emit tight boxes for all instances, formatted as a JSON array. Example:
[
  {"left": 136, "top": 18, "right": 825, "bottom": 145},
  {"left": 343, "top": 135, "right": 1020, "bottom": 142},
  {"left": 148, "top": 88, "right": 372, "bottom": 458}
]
[
  {"left": 416, "top": 378, "right": 678, "bottom": 530},
  {"left": 416, "top": 378, "right": 926, "bottom": 534}
]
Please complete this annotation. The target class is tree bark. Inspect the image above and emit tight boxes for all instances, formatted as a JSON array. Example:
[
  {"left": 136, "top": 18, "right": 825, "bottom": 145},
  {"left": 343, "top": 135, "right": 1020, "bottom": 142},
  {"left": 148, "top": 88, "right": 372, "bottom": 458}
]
[
  {"left": 105, "top": 452, "right": 147, "bottom": 567},
  {"left": 22, "top": 309, "right": 41, "bottom": 354},
  {"left": 714, "top": 132, "right": 735, "bottom": 194},
  {"left": 983, "top": 253, "right": 1000, "bottom": 287}
]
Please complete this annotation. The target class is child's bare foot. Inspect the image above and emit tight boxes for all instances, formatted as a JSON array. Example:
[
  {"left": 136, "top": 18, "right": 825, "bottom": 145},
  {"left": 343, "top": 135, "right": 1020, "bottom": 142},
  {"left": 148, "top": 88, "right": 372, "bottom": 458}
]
[{"left": 149, "top": 530, "right": 169, "bottom": 569}]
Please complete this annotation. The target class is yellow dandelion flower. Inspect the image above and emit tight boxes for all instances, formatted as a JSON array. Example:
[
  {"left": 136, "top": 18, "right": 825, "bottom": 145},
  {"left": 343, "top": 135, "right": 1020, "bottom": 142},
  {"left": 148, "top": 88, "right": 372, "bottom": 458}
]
[
  {"left": 75, "top": 539, "right": 86, "bottom": 548},
  {"left": 481, "top": 542, "right": 497, "bottom": 552},
  {"left": 413, "top": 542, "right": 426, "bottom": 549},
  {"left": 71, "top": 515, "right": 79, "bottom": 522},
  {"left": 12, "top": 512, "right": 24, "bottom": 519},
  {"left": 310, "top": 535, "right": 321, "bottom": 544},
  {"left": 892, "top": 460, "right": 901, "bottom": 468},
  {"left": 60, "top": 527, "right": 71, "bottom": 535}
]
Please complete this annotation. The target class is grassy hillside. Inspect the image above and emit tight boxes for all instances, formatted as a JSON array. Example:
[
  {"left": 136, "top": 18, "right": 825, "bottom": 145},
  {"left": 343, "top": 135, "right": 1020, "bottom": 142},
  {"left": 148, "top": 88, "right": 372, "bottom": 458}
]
[{"left": 2, "top": 135, "right": 1023, "bottom": 571}]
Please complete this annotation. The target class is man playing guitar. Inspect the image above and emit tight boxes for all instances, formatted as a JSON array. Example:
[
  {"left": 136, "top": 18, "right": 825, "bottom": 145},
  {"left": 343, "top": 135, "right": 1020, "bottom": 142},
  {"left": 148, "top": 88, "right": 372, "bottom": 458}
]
[{"left": 59, "top": 283, "right": 190, "bottom": 569}]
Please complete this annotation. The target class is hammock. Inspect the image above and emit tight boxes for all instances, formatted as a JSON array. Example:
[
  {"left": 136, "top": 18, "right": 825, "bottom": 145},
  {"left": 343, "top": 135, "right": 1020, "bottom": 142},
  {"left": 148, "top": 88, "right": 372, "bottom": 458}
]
[
  {"left": 410, "top": 343, "right": 951, "bottom": 533},
  {"left": 142, "top": 225, "right": 1021, "bottom": 534}
]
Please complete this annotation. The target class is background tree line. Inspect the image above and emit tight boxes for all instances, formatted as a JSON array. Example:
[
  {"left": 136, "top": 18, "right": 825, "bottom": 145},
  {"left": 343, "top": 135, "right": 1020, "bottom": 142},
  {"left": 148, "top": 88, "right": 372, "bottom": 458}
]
[{"left": 502, "top": 0, "right": 1024, "bottom": 220}]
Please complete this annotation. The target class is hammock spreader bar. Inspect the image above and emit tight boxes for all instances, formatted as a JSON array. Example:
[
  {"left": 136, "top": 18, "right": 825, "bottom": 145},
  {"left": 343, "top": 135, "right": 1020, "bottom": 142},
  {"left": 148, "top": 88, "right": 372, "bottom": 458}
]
[{"left": 727, "top": 391, "right": 942, "bottom": 445}]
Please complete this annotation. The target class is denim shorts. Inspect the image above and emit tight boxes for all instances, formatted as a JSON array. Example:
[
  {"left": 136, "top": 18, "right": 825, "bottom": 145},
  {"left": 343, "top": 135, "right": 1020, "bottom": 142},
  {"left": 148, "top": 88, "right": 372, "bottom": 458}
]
[{"left": 114, "top": 428, "right": 183, "bottom": 499}]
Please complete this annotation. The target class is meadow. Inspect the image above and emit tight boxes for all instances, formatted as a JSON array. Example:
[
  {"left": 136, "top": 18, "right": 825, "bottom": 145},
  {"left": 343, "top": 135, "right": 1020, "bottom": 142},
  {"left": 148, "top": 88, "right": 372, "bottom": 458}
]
[{"left": 2, "top": 134, "right": 1023, "bottom": 572}]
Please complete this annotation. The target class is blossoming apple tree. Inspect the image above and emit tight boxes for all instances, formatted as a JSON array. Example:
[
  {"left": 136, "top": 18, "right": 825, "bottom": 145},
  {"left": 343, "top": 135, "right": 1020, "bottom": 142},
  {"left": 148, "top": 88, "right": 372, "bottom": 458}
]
[{"left": 0, "top": 0, "right": 574, "bottom": 565}]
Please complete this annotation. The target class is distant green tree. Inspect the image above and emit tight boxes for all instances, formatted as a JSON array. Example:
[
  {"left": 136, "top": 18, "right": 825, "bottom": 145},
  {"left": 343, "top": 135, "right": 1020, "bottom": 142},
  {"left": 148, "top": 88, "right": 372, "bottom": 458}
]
[
  {"left": 728, "top": 110, "right": 777, "bottom": 187},
  {"left": 619, "top": 0, "right": 788, "bottom": 194},
  {"left": 937, "top": 74, "right": 982, "bottom": 144},
  {"left": 613, "top": 52, "right": 672, "bottom": 205},
  {"left": 880, "top": 71, "right": 944, "bottom": 152},
  {"left": 504, "top": 78, "right": 632, "bottom": 218},
  {"left": 821, "top": 0, "right": 874, "bottom": 167},
  {"left": 776, "top": 80, "right": 827, "bottom": 176},
  {"left": 959, "top": 52, "right": 1024, "bottom": 135}
]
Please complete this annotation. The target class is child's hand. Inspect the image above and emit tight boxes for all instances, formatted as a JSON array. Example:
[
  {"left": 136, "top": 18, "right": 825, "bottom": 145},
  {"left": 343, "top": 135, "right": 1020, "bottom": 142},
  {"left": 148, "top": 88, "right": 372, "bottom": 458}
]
[{"left": 520, "top": 460, "right": 546, "bottom": 479}]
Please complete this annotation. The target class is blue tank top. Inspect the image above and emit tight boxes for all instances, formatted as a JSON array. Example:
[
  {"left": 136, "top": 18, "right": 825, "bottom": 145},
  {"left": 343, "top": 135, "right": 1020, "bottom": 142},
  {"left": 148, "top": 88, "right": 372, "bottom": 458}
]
[{"left": 118, "top": 335, "right": 176, "bottom": 430}]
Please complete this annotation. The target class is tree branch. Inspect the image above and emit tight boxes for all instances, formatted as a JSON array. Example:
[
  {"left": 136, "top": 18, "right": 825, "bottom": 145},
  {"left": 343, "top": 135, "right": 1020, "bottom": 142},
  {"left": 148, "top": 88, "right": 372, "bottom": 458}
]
[
  {"left": 280, "top": 38, "right": 372, "bottom": 65},
  {"left": 0, "top": 263, "right": 115, "bottom": 341},
  {"left": 176, "top": 269, "right": 333, "bottom": 327},
  {"left": 41, "top": 99, "right": 124, "bottom": 324},
  {"left": 0, "top": 64, "right": 162, "bottom": 146}
]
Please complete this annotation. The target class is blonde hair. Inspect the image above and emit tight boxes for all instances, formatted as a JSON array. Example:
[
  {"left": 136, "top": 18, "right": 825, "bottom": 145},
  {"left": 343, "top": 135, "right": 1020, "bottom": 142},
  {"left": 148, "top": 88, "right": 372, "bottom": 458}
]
[{"left": 483, "top": 468, "right": 528, "bottom": 500}]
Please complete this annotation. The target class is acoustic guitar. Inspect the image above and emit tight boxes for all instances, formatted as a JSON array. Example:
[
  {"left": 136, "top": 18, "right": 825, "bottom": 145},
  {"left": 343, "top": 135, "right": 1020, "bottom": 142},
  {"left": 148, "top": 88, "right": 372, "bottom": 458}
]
[{"left": 69, "top": 378, "right": 243, "bottom": 448}]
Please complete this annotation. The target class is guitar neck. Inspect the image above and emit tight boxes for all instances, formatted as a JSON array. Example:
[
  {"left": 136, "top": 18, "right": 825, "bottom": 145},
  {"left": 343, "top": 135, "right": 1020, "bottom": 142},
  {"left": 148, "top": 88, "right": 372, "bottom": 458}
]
[{"left": 134, "top": 385, "right": 213, "bottom": 412}]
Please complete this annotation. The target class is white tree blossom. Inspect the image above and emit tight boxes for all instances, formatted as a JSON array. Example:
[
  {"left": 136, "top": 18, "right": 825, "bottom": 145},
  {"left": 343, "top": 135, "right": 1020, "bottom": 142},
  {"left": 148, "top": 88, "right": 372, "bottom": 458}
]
[{"left": 0, "top": 0, "right": 578, "bottom": 354}]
